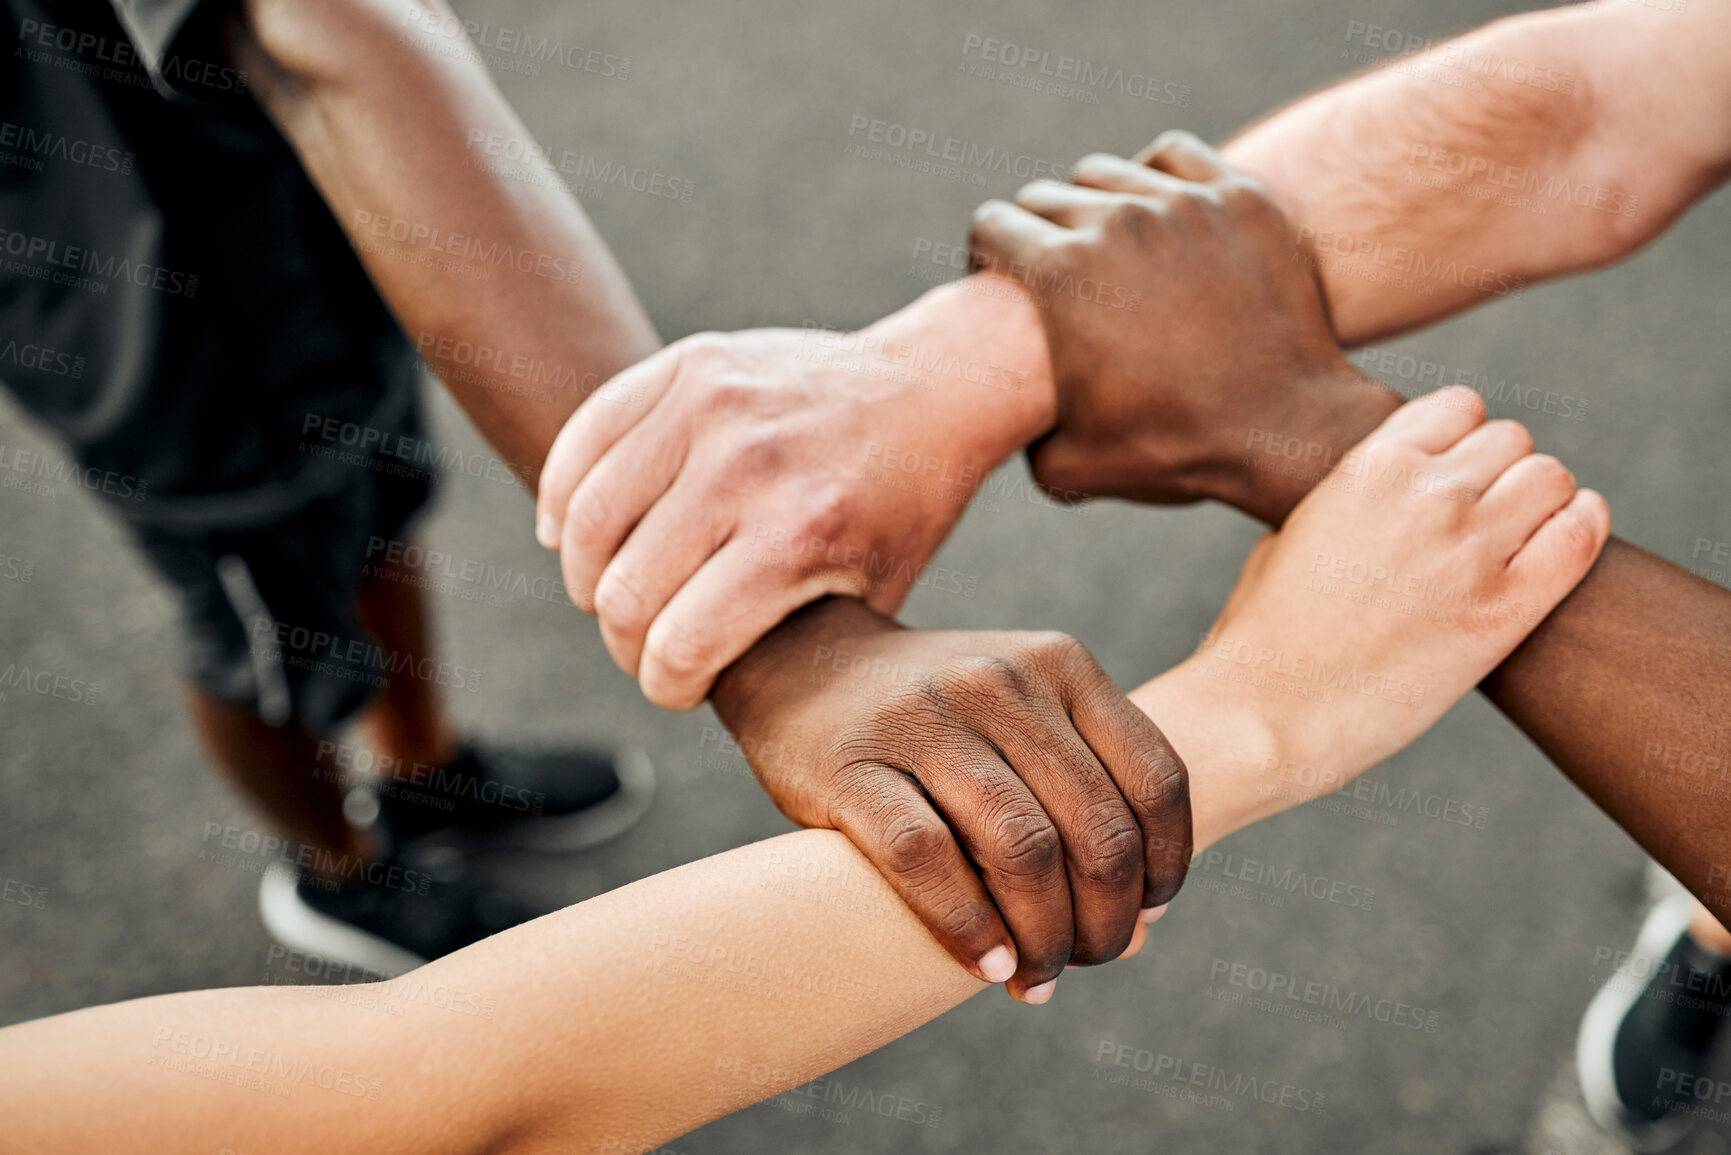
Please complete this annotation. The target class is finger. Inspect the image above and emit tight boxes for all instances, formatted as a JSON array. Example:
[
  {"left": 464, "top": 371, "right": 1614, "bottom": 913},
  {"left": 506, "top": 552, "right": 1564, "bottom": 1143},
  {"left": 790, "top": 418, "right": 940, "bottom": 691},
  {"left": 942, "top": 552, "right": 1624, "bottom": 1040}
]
[
  {"left": 1476, "top": 453, "right": 1581, "bottom": 559},
  {"left": 1436, "top": 419, "right": 1536, "bottom": 491},
  {"left": 637, "top": 536, "right": 857, "bottom": 710},
  {"left": 1502, "top": 488, "right": 1611, "bottom": 609},
  {"left": 535, "top": 344, "right": 679, "bottom": 548},
  {"left": 557, "top": 411, "right": 690, "bottom": 613},
  {"left": 592, "top": 476, "right": 733, "bottom": 675},
  {"left": 1070, "top": 152, "right": 1192, "bottom": 199},
  {"left": 1363, "top": 386, "right": 1487, "bottom": 454},
  {"left": 1133, "top": 129, "right": 1230, "bottom": 182},
  {"left": 1062, "top": 648, "right": 1192, "bottom": 912},
  {"left": 969, "top": 198, "right": 1069, "bottom": 278},
  {"left": 1012, "top": 180, "right": 1118, "bottom": 229},
  {"left": 828, "top": 765, "right": 1019, "bottom": 985},
  {"left": 971, "top": 687, "right": 1145, "bottom": 968},
  {"left": 912, "top": 741, "right": 1076, "bottom": 1000}
]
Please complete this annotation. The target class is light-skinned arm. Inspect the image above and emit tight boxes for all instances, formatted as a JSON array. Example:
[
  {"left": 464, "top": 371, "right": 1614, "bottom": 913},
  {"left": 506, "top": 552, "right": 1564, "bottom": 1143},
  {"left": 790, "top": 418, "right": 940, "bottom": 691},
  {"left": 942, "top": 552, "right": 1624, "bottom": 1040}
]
[
  {"left": 1, "top": 392, "right": 1605, "bottom": 1154},
  {"left": 229, "top": 0, "right": 1197, "bottom": 993},
  {"left": 1223, "top": 0, "right": 1731, "bottom": 343},
  {"left": 969, "top": 123, "right": 1731, "bottom": 922}
]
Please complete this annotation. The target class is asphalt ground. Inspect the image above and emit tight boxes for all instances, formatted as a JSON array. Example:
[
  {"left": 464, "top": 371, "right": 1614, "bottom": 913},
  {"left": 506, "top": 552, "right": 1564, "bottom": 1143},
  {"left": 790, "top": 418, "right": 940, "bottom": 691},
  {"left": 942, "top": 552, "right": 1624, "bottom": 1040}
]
[{"left": 3, "top": 0, "right": 1730, "bottom": 1151}]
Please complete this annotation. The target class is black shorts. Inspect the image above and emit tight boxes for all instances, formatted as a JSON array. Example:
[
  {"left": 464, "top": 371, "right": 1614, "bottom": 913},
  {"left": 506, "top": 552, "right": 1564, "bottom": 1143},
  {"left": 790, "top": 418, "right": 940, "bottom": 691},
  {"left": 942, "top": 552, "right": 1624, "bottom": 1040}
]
[{"left": 130, "top": 417, "right": 435, "bottom": 734}]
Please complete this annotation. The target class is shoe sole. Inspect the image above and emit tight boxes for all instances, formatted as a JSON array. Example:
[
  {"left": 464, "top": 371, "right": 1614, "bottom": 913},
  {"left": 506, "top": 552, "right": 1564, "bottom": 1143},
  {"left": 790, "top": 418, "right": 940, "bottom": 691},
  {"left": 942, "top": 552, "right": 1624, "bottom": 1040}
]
[
  {"left": 1575, "top": 893, "right": 1698, "bottom": 1153},
  {"left": 425, "top": 744, "right": 658, "bottom": 855},
  {"left": 258, "top": 865, "right": 430, "bottom": 979}
]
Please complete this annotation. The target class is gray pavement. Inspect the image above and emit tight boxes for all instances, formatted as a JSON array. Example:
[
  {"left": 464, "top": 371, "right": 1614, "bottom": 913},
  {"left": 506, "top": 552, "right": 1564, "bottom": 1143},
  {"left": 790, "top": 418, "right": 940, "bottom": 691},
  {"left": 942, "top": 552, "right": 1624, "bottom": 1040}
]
[{"left": 4, "top": 0, "right": 1731, "bottom": 1151}]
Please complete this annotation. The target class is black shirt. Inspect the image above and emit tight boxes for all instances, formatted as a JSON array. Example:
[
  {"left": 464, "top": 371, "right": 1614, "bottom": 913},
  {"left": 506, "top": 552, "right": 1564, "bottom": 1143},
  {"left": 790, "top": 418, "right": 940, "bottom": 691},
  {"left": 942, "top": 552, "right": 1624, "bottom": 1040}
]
[{"left": 0, "top": 0, "right": 413, "bottom": 529}]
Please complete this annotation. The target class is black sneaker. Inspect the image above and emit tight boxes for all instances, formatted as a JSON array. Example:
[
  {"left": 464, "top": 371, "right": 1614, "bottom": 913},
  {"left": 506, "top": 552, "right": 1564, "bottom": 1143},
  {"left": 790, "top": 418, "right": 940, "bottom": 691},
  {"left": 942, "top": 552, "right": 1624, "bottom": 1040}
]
[
  {"left": 366, "top": 742, "right": 655, "bottom": 854},
  {"left": 257, "top": 843, "right": 539, "bottom": 976},
  {"left": 1577, "top": 895, "right": 1731, "bottom": 1152}
]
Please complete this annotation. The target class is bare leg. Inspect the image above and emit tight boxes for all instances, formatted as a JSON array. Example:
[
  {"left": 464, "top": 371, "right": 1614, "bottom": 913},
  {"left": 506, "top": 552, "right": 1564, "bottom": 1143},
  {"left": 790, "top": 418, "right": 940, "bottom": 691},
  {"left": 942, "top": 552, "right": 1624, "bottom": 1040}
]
[
  {"left": 353, "top": 551, "right": 459, "bottom": 772},
  {"left": 185, "top": 688, "right": 360, "bottom": 858}
]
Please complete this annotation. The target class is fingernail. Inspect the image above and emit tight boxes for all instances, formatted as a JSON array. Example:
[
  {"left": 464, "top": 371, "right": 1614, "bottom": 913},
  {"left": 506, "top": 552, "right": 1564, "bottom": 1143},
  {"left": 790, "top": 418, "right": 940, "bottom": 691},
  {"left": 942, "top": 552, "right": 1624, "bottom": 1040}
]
[
  {"left": 1022, "top": 978, "right": 1057, "bottom": 1005},
  {"left": 977, "top": 946, "right": 1017, "bottom": 984},
  {"left": 1138, "top": 904, "right": 1169, "bottom": 925},
  {"left": 535, "top": 514, "right": 558, "bottom": 548}
]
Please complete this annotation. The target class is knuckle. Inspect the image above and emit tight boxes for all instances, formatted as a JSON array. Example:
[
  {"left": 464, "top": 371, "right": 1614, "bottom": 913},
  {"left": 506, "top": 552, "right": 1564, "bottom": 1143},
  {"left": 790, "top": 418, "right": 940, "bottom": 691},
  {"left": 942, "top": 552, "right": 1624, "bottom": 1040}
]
[
  {"left": 1074, "top": 805, "right": 1144, "bottom": 887},
  {"left": 566, "top": 482, "right": 615, "bottom": 539},
  {"left": 1016, "top": 630, "right": 1089, "bottom": 676},
  {"left": 940, "top": 654, "right": 1027, "bottom": 713},
  {"left": 729, "top": 431, "right": 786, "bottom": 479},
  {"left": 1489, "top": 420, "right": 1535, "bottom": 456},
  {"left": 791, "top": 484, "right": 857, "bottom": 548},
  {"left": 1152, "top": 128, "right": 1201, "bottom": 154},
  {"left": 591, "top": 565, "right": 652, "bottom": 633},
  {"left": 990, "top": 809, "right": 1064, "bottom": 879},
  {"left": 1072, "top": 151, "right": 1121, "bottom": 178},
  {"left": 877, "top": 806, "right": 953, "bottom": 879},
  {"left": 645, "top": 619, "right": 722, "bottom": 689},
  {"left": 1130, "top": 753, "right": 1191, "bottom": 822},
  {"left": 702, "top": 378, "right": 767, "bottom": 421},
  {"left": 1105, "top": 197, "right": 1163, "bottom": 242},
  {"left": 1555, "top": 505, "right": 1600, "bottom": 558}
]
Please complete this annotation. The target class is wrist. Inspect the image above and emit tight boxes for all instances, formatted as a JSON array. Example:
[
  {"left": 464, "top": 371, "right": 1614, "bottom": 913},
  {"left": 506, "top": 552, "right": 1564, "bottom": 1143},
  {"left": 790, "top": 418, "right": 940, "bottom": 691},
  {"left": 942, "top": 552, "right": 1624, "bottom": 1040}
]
[
  {"left": 863, "top": 273, "right": 1056, "bottom": 464},
  {"left": 1216, "top": 362, "right": 1403, "bottom": 527},
  {"left": 711, "top": 598, "right": 898, "bottom": 742},
  {"left": 1130, "top": 655, "right": 1284, "bottom": 855}
]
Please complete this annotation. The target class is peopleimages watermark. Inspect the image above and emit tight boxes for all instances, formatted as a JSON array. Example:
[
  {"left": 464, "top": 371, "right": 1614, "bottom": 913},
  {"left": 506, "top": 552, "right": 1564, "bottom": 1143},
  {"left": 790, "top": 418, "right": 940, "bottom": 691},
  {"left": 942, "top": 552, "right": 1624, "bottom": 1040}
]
[
  {"left": 1190, "top": 846, "right": 1377, "bottom": 912},
  {"left": 845, "top": 113, "right": 1071, "bottom": 188},
  {"left": 855, "top": 440, "right": 1091, "bottom": 517},
  {"left": 1240, "top": 425, "right": 1478, "bottom": 506},
  {"left": 362, "top": 535, "right": 575, "bottom": 611},
  {"left": 711, "top": 1053, "right": 944, "bottom": 1129},
  {"left": 313, "top": 738, "right": 546, "bottom": 819},
  {"left": 1691, "top": 537, "right": 1731, "bottom": 588},
  {"left": 348, "top": 209, "right": 585, "bottom": 285},
  {"left": 0, "top": 442, "right": 146, "bottom": 503},
  {"left": 198, "top": 822, "right": 432, "bottom": 897},
  {"left": 798, "top": 321, "right": 1030, "bottom": 394},
  {"left": 250, "top": 617, "right": 484, "bottom": 694},
  {"left": 1305, "top": 549, "right": 1540, "bottom": 627},
  {"left": 1196, "top": 629, "right": 1428, "bottom": 710},
  {"left": 1404, "top": 141, "right": 1637, "bottom": 219},
  {"left": 0, "top": 120, "right": 132, "bottom": 175},
  {"left": 1295, "top": 224, "right": 1525, "bottom": 299},
  {"left": 1256, "top": 756, "right": 1490, "bottom": 832},
  {"left": 462, "top": 130, "right": 695, "bottom": 205},
  {"left": 637, "top": 929, "right": 883, "bottom": 1006},
  {"left": 414, "top": 330, "right": 644, "bottom": 409},
  {"left": 398, "top": 6, "right": 630, "bottom": 80},
  {"left": 262, "top": 944, "right": 498, "bottom": 1020},
  {"left": 299, "top": 412, "right": 529, "bottom": 490},
  {"left": 1352, "top": 345, "right": 1590, "bottom": 422},
  {"left": 15, "top": 16, "right": 247, "bottom": 95},
  {"left": 1634, "top": 737, "right": 1730, "bottom": 801},
  {"left": 1205, "top": 956, "right": 1441, "bottom": 1035},
  {"left": 747, "top": 523, "right": 982, "bottom": 601},
  {"left": 1340, "top": 20, "right": 1575, "bottom": 94},
  {"left": 0, "top": 661, "right": 102, "bottom": 707},
  {"left": 0, "top": 877, "right": 48, "bottom": 910},
  {"left": 1091, "top": 1039, "right": 1327, "bottom": 1115},
  {"left": 147, "top": 1027, "right": 381, "bottom": 1100},
  {"left": 957, "top": 33, "right": 1191, "bottom": 108},
  {"left": 0, "top": 224, "right": 198, "bottom": 298}
]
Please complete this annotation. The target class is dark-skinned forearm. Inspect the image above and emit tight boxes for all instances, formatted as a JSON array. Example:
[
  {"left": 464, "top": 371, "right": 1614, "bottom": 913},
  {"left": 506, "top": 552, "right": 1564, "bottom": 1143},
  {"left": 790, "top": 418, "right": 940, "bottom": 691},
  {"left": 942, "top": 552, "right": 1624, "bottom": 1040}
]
[
  {"left": 1246, "top": 369, "right": 1731, "bottom": 922},
  {"left": 233, "top": 0, "right": 659, "bottom": 489}
]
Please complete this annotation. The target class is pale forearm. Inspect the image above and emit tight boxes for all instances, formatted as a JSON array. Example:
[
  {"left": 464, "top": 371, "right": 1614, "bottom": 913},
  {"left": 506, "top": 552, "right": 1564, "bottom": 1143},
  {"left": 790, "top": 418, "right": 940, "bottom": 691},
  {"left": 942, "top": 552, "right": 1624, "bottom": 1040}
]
[
  {"left": 860, "top": 270, "right": 1056, "bottom": 462},
  {"left": 233, "top": 0, "right": 658, "bottom": 488},
  {"left": 1223, "top": 1, "right": 1731, "bottom": 344}
]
